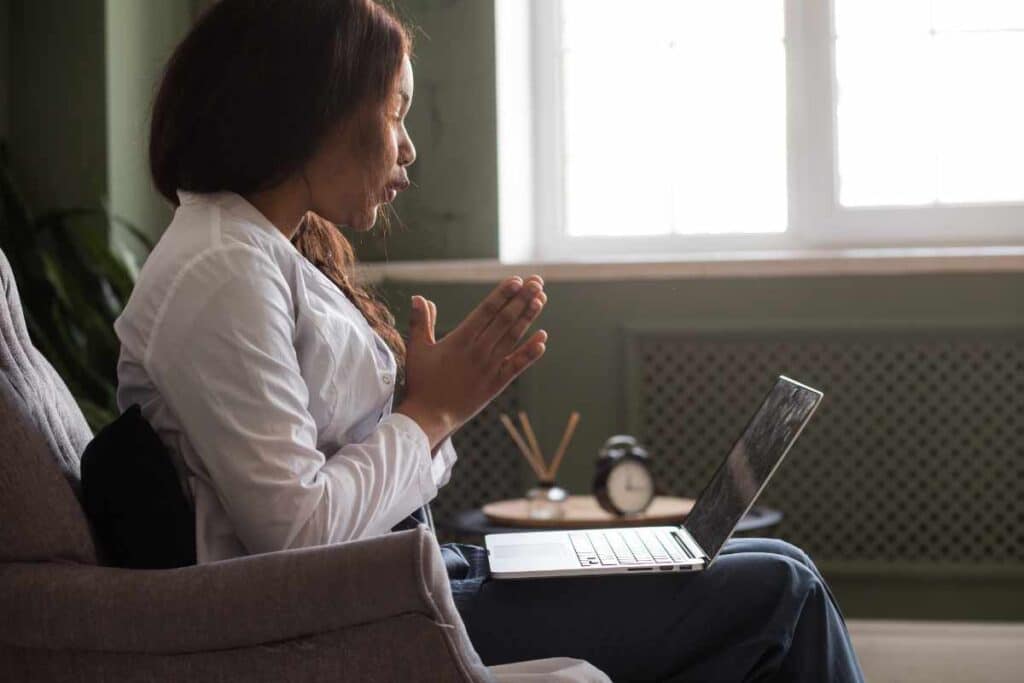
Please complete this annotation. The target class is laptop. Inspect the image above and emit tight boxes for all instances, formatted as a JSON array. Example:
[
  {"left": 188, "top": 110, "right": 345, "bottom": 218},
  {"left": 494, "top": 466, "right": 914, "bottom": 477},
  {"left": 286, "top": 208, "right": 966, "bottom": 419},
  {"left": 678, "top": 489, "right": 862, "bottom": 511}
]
[{"left": 485, "top": 376, "right": 823, "bottom": 579}]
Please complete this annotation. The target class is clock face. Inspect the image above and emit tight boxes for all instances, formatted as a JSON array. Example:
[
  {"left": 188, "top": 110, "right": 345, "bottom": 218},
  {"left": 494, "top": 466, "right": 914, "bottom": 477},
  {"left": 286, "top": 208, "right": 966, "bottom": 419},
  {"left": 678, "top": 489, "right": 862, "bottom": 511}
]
[{"left": 606, "top": 459, "right": 655, "bottom": 513}]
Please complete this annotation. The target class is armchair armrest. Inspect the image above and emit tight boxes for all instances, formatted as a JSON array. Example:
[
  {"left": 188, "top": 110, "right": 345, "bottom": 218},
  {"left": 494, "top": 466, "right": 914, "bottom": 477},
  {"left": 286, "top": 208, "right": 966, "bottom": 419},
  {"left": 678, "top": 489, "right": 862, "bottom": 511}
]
[{"left": 0, "top": 526, "right": 488, "bottom": 681}]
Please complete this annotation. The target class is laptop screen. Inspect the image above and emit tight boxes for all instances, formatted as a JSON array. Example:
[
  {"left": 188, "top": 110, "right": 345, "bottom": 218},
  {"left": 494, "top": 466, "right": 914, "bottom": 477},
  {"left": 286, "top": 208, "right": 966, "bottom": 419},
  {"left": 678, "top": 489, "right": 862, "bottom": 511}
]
[{"left": 683, "top": 376, "right": 823, "bottom": 562}]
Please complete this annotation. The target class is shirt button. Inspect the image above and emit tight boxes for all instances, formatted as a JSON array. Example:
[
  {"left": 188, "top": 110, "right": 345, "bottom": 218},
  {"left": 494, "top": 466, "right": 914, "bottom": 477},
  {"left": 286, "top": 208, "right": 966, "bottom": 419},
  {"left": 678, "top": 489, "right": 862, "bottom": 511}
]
[{"left": 382, "top": 373, "right": 393, "bottom": 385}]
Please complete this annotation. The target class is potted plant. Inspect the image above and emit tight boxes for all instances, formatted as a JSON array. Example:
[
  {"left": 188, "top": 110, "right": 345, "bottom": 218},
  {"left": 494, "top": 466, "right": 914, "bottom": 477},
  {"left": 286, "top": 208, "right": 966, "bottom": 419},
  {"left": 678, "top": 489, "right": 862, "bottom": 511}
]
[{"left": 0, "top": 144, "right": 153, "bottom": 429}]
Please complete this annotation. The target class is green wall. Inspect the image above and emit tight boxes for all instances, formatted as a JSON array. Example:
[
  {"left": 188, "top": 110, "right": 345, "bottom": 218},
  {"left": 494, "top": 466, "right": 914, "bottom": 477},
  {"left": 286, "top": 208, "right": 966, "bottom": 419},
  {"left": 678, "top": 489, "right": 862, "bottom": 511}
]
[
  {"left": 347, "top": 0, "right": 500, "bottom": 261},
  {"left": 105, "top": 0, "right": 194, "bottom": 245},
  {"left": 2, "top": 0, "right": 194, "bottom": 229},
  {"left": 0, "top": 0, "right": 9, "bottom": 143},
  {"left": 7, "top": 0, "right": 107, "bottom": 212},
  {"left": 2, "top": 0, "right": 492, "bottom": 248},
  {"left": 4, "top": 0, "right": 1021, "bottom": 622},
  {"left": 377, "top": 271, "right": 1024, "bottom": 622},
  {"left": 379, "top": 272, "right": 1024, "bottom": 499},
  {"left": 364, "top": 1, "right": 1024, "bottom": 622}
]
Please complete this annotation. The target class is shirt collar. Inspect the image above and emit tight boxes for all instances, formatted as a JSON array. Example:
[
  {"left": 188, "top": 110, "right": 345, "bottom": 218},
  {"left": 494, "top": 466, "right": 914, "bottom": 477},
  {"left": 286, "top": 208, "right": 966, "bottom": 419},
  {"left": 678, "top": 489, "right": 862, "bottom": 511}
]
[{"left": 177, "top": 190, "right": 296, "bottom": 249}]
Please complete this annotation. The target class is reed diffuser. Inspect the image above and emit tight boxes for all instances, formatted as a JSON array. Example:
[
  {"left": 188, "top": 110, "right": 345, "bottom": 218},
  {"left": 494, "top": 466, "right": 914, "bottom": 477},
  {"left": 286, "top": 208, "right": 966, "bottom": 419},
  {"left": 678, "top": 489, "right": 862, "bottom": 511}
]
[{"left": 500, "top": 411, "right": 580, "bottom": 519}]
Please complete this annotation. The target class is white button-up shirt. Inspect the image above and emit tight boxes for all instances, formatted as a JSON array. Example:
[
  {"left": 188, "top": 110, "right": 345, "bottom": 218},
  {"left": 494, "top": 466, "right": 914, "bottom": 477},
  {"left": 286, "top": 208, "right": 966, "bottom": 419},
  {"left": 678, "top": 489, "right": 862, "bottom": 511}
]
[{"left": 114, "top": 190, "right": 457, "bottom": 563}]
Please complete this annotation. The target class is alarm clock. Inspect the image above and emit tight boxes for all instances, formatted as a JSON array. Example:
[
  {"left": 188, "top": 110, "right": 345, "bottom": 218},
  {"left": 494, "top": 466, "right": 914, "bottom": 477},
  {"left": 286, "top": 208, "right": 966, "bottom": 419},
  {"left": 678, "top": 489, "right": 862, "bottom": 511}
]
[{"left": 593, "top": 435, "right": 656, "bottom": 516}]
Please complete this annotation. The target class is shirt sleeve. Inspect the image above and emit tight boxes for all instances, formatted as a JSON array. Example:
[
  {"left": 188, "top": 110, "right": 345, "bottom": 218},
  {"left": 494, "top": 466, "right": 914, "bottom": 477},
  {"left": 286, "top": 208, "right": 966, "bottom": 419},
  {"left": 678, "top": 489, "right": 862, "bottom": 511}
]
[{"left": 144, "top": 245, "right": 438, "bottom": 555}]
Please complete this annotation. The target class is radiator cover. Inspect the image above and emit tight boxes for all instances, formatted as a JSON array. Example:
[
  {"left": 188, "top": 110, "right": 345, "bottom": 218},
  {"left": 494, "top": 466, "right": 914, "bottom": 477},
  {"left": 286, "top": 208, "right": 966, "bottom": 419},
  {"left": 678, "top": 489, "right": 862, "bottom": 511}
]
[
  {"left": 625, "top": 326, "right": 1023, "bottom": 568},
  {"left": 432, "top": 381, "right": 525, "bottom": 530}
]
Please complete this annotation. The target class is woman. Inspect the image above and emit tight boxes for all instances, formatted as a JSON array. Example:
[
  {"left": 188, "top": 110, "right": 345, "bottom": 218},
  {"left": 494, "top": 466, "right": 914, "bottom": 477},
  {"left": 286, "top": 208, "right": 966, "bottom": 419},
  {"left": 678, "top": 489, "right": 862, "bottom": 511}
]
[{"left": 115, "top": 0, "right": 865, "bottom": 680}]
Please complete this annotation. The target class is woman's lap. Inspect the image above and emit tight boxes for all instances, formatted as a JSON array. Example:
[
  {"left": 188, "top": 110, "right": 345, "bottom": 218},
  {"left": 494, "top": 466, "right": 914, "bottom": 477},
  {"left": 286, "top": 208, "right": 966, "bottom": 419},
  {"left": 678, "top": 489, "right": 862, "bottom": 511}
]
[
  {"left": 719, "top": 537, "right": 847, "bottom": 620},
  {"left": 448, "top": 537, "right": 862, "bottom": 683}
]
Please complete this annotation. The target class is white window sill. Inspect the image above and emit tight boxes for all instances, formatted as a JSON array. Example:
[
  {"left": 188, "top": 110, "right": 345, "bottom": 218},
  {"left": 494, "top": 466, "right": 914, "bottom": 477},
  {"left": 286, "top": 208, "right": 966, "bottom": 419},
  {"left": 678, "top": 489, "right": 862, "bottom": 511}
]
[{"left": 355, "top": 246, "right": 1024, "bottom": 284}]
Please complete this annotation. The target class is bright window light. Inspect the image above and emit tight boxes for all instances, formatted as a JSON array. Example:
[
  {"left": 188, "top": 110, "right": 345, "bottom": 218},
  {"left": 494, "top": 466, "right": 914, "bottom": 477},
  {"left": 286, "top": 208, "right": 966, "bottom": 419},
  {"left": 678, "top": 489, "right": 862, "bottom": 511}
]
[
  {"left": 560, "top": 0, "right": 788, "bottom": 237},
  {"left": 498, "top": 0, "right": 1024, "bottom": 259},
  {"left": 835, "top": 0, "right": 1024, "bottom": 207}
]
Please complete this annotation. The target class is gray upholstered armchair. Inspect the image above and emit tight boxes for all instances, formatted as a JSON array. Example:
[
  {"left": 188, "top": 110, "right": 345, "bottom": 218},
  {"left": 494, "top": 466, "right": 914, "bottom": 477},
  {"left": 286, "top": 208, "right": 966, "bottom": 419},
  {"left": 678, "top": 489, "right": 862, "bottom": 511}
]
[{"left": 0, "top": 249, "right": 607, "bottom": 682}]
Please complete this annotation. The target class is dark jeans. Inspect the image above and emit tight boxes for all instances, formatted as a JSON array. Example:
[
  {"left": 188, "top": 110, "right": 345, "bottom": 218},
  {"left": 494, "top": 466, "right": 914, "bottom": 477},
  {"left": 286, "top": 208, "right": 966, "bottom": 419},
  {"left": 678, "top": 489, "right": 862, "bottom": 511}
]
[{"left": 443, "top": 537, "right": 865, "bottom": 683}]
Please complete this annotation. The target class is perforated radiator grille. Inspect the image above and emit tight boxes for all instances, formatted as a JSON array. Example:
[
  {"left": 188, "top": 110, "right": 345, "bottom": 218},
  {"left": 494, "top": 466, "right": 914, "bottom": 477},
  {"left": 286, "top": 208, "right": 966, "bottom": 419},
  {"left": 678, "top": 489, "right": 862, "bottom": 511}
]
[
  {"left": 432, "top": 381, "right": 525, "bottom": 534},
  {"left": 628, "top": 329, "right": 1023, "bottom": 565}
]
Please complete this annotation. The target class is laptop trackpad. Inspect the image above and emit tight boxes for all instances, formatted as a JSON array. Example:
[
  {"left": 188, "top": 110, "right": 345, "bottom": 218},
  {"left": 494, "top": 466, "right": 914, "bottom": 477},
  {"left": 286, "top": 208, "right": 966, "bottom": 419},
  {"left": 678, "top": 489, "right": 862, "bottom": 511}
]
[
  {"left": 492, "top": 542, "right": 564, "bottom": 559},
  {"left": 491, "top": 542, "right": 569, "bottom": 569}
]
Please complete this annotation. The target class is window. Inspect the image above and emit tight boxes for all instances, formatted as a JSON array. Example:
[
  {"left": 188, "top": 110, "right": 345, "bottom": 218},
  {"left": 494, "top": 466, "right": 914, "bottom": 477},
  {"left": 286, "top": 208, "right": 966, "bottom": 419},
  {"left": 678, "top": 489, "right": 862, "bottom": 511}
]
[{"left": 496, "top": 0, "right": 1024, "bottom": 261}]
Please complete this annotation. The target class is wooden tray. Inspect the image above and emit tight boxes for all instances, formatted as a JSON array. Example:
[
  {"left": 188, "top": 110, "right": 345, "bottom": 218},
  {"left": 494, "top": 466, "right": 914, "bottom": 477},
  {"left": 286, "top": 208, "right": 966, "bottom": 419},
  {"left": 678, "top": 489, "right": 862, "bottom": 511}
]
[{"left": 482, "top": 495, "right": 695, "bottom": 529}]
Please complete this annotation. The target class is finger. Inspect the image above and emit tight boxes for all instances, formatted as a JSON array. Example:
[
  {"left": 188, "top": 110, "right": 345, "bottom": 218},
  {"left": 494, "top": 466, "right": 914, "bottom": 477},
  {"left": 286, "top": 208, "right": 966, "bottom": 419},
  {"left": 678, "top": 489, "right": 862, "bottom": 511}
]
[
  {"left": 492, "top": 290, "right": 546, "bottom": 360},
  {"left": 514, "top": 328, "right": 548, "bottom": 354},
  {"left": 495, "top": 330, "right": 547, "bottom": 388},
  {"left": 477, "top": 278, "right": 544, "bottom": 356},
  {"left": 408, "top": 296, "right": 432, "bottom": 345},
  {"left": 426, "top": 299, "right": 437, "bottom": 344},
  {"left": 451, "top": 276, "right": 523, "bottom": 342}
]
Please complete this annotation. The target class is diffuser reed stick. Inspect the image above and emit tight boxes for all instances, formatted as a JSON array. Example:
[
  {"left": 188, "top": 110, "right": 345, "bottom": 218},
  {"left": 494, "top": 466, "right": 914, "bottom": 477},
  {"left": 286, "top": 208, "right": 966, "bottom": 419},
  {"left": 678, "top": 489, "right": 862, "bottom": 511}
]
[
  {"left": 500, "top": 410, "right": 581, "bottom": 483},
  {"left": 518, "top": 412, "right": 544, "bottom": 469},
  {"left": 500, "top": 413, "right": 548, "bottom": 481},
  {"left": 545, "top": 411, "right": 580, "bottom": 481}
]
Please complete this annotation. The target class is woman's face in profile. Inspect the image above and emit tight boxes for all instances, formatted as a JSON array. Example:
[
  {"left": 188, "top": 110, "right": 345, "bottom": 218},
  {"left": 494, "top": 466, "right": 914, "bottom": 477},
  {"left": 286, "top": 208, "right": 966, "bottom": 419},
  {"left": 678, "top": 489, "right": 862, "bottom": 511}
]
[{"left": 305, "top": 54, "right": 417, "bottom": 231}]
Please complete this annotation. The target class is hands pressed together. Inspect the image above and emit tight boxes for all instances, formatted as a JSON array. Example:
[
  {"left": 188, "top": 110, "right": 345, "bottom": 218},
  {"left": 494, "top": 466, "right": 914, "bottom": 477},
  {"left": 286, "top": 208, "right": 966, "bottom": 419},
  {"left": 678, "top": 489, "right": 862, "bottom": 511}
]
[{"left": 396, "top": 275, "right": 548, "bottom": 450}]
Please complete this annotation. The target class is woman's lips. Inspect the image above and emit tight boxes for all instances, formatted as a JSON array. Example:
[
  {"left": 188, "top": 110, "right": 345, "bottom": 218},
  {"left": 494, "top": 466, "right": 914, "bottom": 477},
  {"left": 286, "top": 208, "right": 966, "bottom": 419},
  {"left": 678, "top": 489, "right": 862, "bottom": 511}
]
[{"left": 384, "top": 180, "right": 409, "bottom": 203}]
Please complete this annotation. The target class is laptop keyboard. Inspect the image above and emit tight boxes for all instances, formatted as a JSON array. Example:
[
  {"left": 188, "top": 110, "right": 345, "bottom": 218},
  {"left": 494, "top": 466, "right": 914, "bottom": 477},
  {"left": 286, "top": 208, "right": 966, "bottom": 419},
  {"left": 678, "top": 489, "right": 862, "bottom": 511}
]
[{"left": 570, "top": 529, "right": 690, "bottom": 567}]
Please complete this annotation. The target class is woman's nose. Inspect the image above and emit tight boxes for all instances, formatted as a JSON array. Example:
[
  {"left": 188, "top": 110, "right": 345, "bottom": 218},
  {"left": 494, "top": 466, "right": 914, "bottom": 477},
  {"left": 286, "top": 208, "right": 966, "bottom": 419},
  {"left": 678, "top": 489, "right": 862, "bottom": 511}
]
[{"left": 399, "top": 132, "right": 416, "bottom": 168}]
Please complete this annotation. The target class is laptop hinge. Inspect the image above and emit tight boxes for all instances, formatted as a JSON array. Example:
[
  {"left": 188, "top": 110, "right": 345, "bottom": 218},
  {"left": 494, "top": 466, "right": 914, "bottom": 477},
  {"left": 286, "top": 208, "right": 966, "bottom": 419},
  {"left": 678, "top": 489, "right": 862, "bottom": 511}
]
[
  {"left": 673, "top": 528, "right": 711, "bottom": 566},
  {"left": 670, "top": 531, "right": 695, "bottom": 559}
]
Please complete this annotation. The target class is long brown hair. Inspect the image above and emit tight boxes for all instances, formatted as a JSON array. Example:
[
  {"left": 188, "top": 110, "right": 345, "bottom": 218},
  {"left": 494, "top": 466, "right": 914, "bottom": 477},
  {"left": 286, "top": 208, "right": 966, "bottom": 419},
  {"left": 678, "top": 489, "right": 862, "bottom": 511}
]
[{"left": 149, "top": 0, "right": 409, "bottom": 368}]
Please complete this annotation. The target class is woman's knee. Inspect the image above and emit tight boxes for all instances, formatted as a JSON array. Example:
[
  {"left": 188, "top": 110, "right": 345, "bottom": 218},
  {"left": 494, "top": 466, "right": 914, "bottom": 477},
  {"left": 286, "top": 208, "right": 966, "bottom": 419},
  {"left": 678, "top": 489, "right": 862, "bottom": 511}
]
[
  {"left": 713, "top": 549, "right": 823, "bottom": 603},
  {"left": 731, "top": 537, "right": 819, "bottom": 571}
]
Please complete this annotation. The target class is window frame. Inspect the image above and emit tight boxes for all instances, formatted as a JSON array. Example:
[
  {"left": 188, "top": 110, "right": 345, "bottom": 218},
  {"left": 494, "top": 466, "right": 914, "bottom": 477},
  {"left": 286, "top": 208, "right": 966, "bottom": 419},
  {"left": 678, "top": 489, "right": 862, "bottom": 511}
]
[{"left": 497, "top": 0, "right": 1024, "bottom": 263}]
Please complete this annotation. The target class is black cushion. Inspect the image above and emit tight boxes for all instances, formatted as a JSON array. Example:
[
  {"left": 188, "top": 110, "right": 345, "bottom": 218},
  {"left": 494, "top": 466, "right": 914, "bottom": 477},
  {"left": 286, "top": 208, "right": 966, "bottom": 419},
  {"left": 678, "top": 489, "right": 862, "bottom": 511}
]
[{"left": 81, "top": 404, "right": 196, "bottom": 568}]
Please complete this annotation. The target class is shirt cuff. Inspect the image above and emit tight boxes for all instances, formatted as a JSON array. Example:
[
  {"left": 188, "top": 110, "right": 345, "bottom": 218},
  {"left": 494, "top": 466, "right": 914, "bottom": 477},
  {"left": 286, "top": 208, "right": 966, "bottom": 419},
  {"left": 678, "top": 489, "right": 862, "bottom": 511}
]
[
  {"left": 430, "top": 436, "right": 459, "bottom": 488},
  {"left": 381, "top": 412, "right": 437, "bottom": 503}
]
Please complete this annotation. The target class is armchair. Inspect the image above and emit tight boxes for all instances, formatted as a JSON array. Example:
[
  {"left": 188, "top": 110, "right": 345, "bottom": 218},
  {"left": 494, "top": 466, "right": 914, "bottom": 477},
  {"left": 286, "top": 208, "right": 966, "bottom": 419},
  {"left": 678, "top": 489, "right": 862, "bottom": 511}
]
[{"left": 0, "top": 248, "right": 607, "bottom": 682}]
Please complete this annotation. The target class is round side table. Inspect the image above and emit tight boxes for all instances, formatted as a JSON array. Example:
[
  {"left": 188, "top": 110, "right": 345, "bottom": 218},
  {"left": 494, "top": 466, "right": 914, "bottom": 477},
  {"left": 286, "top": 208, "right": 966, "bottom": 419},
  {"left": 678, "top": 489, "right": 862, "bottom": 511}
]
[{"left": 439, "top": 496, "right": 782, "bottom": 546}]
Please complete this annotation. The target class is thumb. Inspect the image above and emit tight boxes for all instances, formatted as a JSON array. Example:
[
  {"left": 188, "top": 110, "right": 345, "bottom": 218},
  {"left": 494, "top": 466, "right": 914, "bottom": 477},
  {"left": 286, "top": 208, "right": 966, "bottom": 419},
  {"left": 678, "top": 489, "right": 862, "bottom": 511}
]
[
  {"left": 408, "top": 296, "right": 432, "bottom": 345},
  {"left": 425, "top": 298, "right": 437, "bottom": 344}
]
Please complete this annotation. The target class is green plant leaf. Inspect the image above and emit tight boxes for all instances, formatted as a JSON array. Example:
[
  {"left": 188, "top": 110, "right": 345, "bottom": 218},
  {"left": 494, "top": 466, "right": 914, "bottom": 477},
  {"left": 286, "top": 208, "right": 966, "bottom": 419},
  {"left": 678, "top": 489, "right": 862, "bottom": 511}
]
[{"left": 0, "top": 149, "right": 152, "bottom": 431}]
